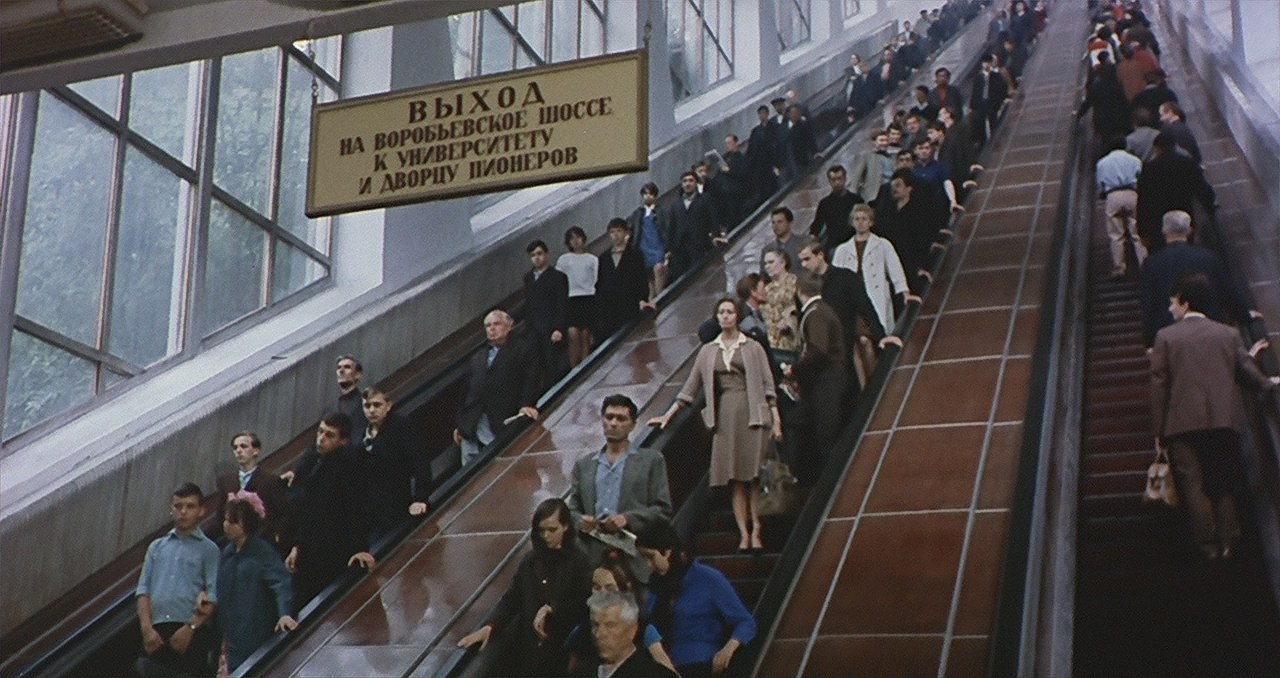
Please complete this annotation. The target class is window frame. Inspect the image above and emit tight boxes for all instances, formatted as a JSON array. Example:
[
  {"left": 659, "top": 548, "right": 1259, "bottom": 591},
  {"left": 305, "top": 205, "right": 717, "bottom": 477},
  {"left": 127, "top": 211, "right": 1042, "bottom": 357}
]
[{"left": 1, "top": 42, "right": 340, "bottom": 445}]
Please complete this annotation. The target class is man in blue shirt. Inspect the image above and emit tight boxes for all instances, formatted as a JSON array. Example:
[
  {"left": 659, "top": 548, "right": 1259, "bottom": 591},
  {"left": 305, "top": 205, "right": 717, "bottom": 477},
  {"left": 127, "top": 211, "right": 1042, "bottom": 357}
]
[
  {"left": 1096, "top": 136, "right": 1145, "bottom": 277},
  {"left": 135, "top": 483, "right": 219, "bottom": 676},
  {"left": 566, "top": 394, "right": 672, "bottom": 576}
]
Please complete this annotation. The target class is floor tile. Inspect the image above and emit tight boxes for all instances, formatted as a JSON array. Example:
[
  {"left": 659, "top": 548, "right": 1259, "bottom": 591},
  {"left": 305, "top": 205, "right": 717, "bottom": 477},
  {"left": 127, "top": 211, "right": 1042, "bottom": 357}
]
[
  {"left": 774, "top": 521, "right": 855, "bottom": 638},
  {"left": 819, "top": 512, "right": 967, "bottom": 634},
  {"left": 944, "top": 636, "right": 991, "bottom": 677},
  {"left": 805, "top": 635, "right": 943, "bottom": 676},
  {"left": 943, "top": 268, "right": 1025, "bottom": 310},
  {"left": 897, "top": 359, "right": 1001, "bottom": 427},
  {"left": 953, "top": 512, "right": 1011, "bottom": 636},
  {"left": 977, "top": 422, "right": 1025, "bottom": 510},
  {"left": 925, "top": 308, "right": 1015, "bottom": 361},
  {"left": 829, "top": 432, "right": 889, "bottom": 517},
  {"left": 865, "top": 425, "right": 987, "bottom": 513}
]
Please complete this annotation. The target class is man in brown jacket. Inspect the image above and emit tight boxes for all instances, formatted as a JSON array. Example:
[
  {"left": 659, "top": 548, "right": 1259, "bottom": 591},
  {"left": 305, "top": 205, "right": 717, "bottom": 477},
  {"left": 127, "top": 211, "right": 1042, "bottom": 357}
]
[
  {"left": 1150, "top": 274, "right": 1278, "bottom": 559},
  {"left": 786, "top": 272, "right": 849, "bottom": 483}
]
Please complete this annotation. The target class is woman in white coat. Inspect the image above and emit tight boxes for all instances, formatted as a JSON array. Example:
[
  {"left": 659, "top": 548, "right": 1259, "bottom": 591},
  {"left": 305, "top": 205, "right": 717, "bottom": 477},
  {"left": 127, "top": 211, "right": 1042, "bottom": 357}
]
[{"left": 831, "top": 204, "right": 918, "bottom": 336}]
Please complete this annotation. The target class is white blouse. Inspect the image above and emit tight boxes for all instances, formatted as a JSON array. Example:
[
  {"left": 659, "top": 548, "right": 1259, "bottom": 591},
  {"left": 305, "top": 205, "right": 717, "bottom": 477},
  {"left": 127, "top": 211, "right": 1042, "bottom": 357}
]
[{"left": 557, "top": 252, "right": 599, "bottom": 298}]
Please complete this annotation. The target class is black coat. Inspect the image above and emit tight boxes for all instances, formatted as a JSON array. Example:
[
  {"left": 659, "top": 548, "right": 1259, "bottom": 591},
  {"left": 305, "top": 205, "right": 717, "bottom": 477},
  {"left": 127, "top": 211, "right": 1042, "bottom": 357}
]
[
  {"left": 487, "top": 545, "right": 592, "bottom": 676},
  {"left": 782, "top": 118, "right": 819, "bottom": 168},
  {"left": 1140, "top": 241, "right": 1245, "bottom": 346},
  {"left": 1135, "top": 151, "right": 1215, "bottom": 243},
  {"left": 455, "top": 336, "right": 540, "bottom": 440},
  {"left": 359, "top": 412, "right": 432, "bottom": 537},
  {"left": 969, "top": 69, "right": 1008, "bottom": 118},
  {"left": 809, "top": 190, "right": 863, "bottom": 250},
  {"left": 287, "top": 445, "right": 372, "bottom": 583},
  {"left": 747, "top": 121, "right": 781, "bottom": 198},
  {"left": 594, "top": 246, "right": 648, "bottom": 339},
  {"left": 665, "top": 192, "right": 716, "bottom": 275},
  {"left": 520, "top": 267, "right": 569, "bottom": 339},
  {"left": 875, "top": 194, "right": 944, "bottom": 291},
  {"left": 821, "top": 265, "right": 886, "bottom": 344},
  {"left": 846, "top": 72, "right": 878, "bottom": 120},
  {"left": 1078, "top": 65, "right": 1130, "bottom": 139}
]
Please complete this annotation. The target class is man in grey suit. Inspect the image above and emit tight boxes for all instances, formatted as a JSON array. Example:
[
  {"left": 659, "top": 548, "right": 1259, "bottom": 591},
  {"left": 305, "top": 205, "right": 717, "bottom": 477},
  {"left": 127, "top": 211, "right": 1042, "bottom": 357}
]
[
  {"left": 567, "top": 394, "right": 672, "bottom": 574},
  {"left": 1151, "top": 274, "right": 1278, "bottom": 560}
]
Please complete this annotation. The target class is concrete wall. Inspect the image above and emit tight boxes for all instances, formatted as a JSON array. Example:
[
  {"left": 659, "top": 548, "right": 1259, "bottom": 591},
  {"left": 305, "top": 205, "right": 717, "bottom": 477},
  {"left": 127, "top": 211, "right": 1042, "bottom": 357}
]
[{"left": 1160, "top": 0, "right": 1280, "bottom": 219}]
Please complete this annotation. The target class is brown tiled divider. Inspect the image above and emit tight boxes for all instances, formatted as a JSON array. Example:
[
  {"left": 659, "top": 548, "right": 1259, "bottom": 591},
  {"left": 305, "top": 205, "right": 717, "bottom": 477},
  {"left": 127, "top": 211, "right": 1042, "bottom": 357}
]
[{"left": 759, "top": 5, "right": 1088, "bottom": 674}]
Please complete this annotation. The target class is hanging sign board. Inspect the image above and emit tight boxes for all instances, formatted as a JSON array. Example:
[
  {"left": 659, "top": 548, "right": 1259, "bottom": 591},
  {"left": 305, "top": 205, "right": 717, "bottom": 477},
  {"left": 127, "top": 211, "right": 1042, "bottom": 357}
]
[{"left": 306, "top": 50, "right": 648, "bottom": 217}]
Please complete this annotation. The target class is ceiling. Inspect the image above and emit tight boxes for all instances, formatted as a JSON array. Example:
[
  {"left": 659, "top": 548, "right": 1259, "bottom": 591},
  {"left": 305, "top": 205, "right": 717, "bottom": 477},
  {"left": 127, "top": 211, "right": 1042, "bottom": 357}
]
[{"left": 0, "top": 0, "right": 510, "bottom": 94}]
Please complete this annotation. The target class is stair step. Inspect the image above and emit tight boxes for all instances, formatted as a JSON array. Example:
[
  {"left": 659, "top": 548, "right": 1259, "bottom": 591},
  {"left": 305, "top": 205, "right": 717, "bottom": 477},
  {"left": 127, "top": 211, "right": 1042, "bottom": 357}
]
[
  {"left": 693, "top": 531, "right": 741, "bottom": 555},
  {"left": 1081, "top": 470, "right": 1148, "bottom": 496},
  {"left": 1084, "top": 413, "right": 1150, "bottom": 436},
  {"left": 1080, "top": 492, "right": 1149, "bottom": 519},
  {"left": 1083, "top": 449, "right": 1156, "bottom": 474},
  {"left": 1084, "top": 431, "right": 1153, "bottom": 454},
  {"left": 701, "top": 553, "right": 781, "bottom": 580}
]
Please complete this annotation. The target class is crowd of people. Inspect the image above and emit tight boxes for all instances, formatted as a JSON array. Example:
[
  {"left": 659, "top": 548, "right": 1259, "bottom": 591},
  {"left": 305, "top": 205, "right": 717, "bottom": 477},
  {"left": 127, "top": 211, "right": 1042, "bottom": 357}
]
[
  {"left": 1073, "top": 2, "right": 1280, "bottom": 563},
  {"left": 129, "top": 1, "right": 1051, "bottom": 675}
]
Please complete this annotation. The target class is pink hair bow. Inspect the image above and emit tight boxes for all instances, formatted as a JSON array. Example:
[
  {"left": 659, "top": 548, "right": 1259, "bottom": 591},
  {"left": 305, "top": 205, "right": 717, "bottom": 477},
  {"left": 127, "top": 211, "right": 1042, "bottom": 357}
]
[{"left": 227, "top": 490, "right": 267, "bottom": 519}]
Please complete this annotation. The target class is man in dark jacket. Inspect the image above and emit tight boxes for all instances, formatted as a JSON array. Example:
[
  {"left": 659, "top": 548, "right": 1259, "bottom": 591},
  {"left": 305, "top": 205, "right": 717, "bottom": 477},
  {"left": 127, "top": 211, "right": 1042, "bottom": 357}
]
[
  {"left": 970, "top": 54, "right": 1009, "bottom": 141},
  {"left": 747, "top": 105, "right": 781, "bottom": 205},
  {"left": 358, "top": 387, "right": 432, "bottom": 542},
  {"left": 808, "top": 165, "right": 863, "bottom": 253},
  {"left": 453, "top": 310, "right": 540, "bottom": 465},
  {"left": 1136, "top": 132, "right": 1215, "bottom": 253},
  {"left": 519, "top": 239, "right": 570, "bottom": 385},
  {"left": 666, "top": 171, "right": 718, "bottom": 278},
  {"left": 1139, "top": 210, "right": 1256, "bottom": 346},
  {"left": 782, "top": 104, "right": 821, "bottom": 181},
  {"left": 285, "top": 413, "right": 375, "bottom": 611}
]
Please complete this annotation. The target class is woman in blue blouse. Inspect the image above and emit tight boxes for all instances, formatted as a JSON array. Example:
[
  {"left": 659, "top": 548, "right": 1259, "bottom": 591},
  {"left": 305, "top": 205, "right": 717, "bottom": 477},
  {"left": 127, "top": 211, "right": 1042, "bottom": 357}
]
[
  {"left": 636, "top": 521, "right": 756, "bottom": 677},
  {"left": 216, "top": 491, "right": 297, "bottom": 672}
]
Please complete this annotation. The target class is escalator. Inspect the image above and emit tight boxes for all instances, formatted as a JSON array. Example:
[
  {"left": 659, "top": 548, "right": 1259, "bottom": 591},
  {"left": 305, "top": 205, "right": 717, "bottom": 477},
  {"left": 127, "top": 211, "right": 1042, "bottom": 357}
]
[
  {"left": 1072, "top": 181, "right": 1280, "bottom": 677},
  {"left": 2, "top": 7, "right": 1011, "bottom": 676}
]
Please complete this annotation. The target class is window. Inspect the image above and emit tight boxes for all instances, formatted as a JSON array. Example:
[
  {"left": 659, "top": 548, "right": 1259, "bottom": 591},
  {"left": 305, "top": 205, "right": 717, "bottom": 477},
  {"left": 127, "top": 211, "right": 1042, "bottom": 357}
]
[
  {"left": 776, "top": 0, "right": 813, "bottom": 52},
  {"left": 843, "top": 0, "right": 863, "bottom": 19},
  {"left": 1, "top": 37, "right": 341, "bottom": 441},
  {"left": 452, "top": 0, "right": 608, "bottom": 79},
  {"left": 666, "top": 0, "right": 735, "bottom": 101},
  {"left": 450, "top": 0, "right": 610, "bottom": 214}
]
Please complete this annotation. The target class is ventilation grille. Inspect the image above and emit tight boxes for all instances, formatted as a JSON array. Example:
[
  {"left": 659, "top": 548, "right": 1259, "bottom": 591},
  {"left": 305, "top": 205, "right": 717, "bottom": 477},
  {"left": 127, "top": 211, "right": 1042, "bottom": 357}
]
[{"left": 1, "top": 2, "right": 146, "bottom": 71}]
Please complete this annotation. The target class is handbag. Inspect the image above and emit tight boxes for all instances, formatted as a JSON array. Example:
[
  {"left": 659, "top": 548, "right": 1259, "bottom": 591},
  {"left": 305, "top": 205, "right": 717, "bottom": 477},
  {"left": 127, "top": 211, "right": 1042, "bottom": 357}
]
[
  {"left": 758, "top": 454, "right": 799, "bottom": 517},
  {"left": 1143, "top": 447, "right": 1178, "bottom": 507}
]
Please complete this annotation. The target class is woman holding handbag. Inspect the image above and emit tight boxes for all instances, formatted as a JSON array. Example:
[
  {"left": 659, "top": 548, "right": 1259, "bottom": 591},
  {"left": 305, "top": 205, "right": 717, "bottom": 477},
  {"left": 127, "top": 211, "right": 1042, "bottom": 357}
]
[{"left": 649, "top": 298, "right": 783, "bottom": 553}]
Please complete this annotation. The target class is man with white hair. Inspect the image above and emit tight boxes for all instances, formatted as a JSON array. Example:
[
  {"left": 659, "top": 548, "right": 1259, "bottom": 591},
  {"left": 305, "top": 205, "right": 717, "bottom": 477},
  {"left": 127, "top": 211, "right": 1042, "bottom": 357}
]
[
  {"left": 453, "top": 310, "right": 540, "bottom": 465},
  {"left": 1139, "top": 210, "right": 1259, "bottom": 347},
  {"left": 586, "top": 591, "right": 678, "bottom": 677}
]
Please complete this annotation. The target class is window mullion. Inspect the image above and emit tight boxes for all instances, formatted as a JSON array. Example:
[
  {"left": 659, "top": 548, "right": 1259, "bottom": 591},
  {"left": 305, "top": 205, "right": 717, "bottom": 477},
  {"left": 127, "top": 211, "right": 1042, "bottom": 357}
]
[
  {"left": 187, "top": 58, "right": 219, "bottom": 346},
  {"left": 94, "top": 73, "right": 134, "bottom": 390},
  {"left": 0, "top": 92, "right": 40, "bottom": 434},
  {"left": 265, "top": 49, "right": 288, "bottom": 307},
  {"left": 14, "top": 316, "right": 143, "bottom": 376}
]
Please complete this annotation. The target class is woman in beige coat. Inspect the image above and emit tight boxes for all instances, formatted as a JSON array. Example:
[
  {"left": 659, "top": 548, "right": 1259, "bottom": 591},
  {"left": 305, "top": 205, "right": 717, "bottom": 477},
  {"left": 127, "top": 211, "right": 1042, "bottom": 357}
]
[{"left": 650, "top": 298, "right": 783, "bottom": 553}]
